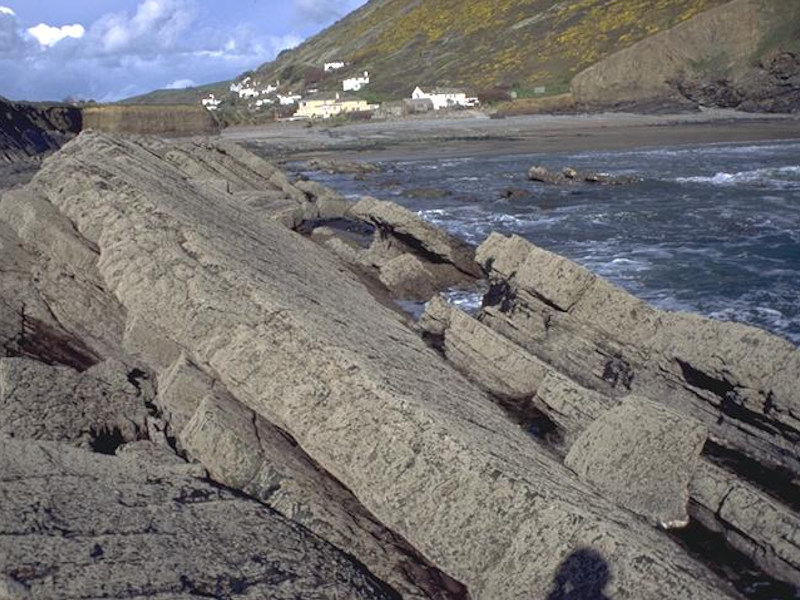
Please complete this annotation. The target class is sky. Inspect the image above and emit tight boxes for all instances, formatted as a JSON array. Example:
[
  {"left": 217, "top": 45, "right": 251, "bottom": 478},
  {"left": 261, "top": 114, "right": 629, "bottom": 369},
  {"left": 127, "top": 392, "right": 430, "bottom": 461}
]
[{"left": 0, "top": 0, "right": 367, "bottom": 102}]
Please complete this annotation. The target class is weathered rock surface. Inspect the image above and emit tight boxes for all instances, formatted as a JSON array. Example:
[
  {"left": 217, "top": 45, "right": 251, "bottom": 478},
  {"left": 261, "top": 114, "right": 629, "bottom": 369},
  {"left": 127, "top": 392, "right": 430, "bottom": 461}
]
[
  {"left": 177, "top": 380, "right": 468, "bottom": 600},
  {"left": 565, "top": 396, "right": 708, "bottom": 529},
  {"left": 476, "top": 233, "right": 800, "bottom": 478},
  {"left": 0, "top": 357, "right": 149, "bottom": 450},
  {"left": 0, "top": 436, "right": 400, "bottom": 600},
  {"left": 5, "top": 132, "right": 738, "bottom": 600},
  {"left": 421, "top": 296, "right": 800, "bottom": 588},
  {"left": 352, "top": 196, "right": 482, "bottom": 279}
]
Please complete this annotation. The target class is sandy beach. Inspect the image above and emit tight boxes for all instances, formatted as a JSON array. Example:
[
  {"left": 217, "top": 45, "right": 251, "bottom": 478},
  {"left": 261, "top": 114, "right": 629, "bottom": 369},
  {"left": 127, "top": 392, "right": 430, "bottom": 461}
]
[{"left": 224, "top": 109, "right": 800, "bottom": 161}]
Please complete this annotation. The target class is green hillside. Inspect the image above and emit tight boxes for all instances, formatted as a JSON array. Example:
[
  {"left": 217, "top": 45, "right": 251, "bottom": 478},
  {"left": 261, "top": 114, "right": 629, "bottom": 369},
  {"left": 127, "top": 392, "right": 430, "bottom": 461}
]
[
  {"left": 251, "top": 0, "right": 730, "bottom": 98},
  {"left": 119, "top": 80, "right": 230, "bottom": 106}
]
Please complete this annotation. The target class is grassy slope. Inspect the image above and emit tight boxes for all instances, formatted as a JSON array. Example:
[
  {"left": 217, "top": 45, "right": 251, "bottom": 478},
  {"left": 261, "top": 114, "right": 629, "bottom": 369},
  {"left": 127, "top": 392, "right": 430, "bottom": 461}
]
[
  {"left": 252, "top": 0, "right": 730, "bottom": 98},
  {"left": 119, "top": 80, "right": 230, "bottom": 106}
]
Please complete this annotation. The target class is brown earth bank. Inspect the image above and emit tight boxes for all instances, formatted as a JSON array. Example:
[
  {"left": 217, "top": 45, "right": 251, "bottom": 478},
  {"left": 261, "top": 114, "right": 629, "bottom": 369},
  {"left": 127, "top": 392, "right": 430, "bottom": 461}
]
[{"left": 1, "top": 131, "right": 799, "bottom": 599}]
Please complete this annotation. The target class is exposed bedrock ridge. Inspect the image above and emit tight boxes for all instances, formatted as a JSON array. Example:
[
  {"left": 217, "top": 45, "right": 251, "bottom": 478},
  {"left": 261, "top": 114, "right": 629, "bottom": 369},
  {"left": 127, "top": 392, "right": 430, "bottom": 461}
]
[
  {"left": 0, "top": 435, "right": 403, "bottom": 600},
  {"left": 418, "top": 235, "right": 800, "bottom": 587},
  {"left": 1, "top": 131, "right": 741, "bottom": 599}
]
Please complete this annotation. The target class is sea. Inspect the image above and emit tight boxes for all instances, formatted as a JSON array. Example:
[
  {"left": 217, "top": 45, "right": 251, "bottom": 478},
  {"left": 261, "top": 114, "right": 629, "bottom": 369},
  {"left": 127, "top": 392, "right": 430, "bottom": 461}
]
[{"left": 298, "top": 140, "right": 800, "bottom": 347}]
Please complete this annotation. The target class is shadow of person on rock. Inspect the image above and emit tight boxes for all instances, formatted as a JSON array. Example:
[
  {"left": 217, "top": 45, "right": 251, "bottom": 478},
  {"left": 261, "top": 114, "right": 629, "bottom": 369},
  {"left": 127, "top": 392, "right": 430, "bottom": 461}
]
[{"left": 546, "top": 548, "right": 612, "bottom": 600}]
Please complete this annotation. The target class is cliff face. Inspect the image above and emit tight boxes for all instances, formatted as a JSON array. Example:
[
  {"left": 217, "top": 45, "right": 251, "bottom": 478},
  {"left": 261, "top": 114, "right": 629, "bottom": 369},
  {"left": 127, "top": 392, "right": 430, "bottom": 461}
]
[
  {"left": 82, "top": 105, "right": 219, "bottom": 136},
  {"left": 0, "top": 98, "right": 82, "bottom": 163},
  {"left": 571, "top": 0, "right": 800, "bottom": 112}
]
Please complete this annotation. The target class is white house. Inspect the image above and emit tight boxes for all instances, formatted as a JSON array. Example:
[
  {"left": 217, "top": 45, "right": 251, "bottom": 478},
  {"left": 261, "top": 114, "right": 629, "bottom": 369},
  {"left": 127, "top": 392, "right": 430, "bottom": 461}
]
[
  {"left": 201, "top": 94, "right": 222, "bottom": 111},
  {"left": 230, "top": 76, "right": 279, "bottom": 99},
  {"left": 411, "top": 86, "right": 479, "bottom": 110},
  {"left": 343, "top": 71, "right": 370, "bottom": 92},
  {"left": 324, "top": 61, "right": 345, "bottom": 72},
  {"left": 277, "top": 93, "right": 302, "bottom": 106}
]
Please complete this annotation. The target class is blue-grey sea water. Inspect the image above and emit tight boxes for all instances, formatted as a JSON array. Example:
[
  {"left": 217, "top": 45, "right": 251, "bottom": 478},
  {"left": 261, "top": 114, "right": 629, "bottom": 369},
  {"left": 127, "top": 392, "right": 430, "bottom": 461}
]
[{"left": 300, "top": 140, "right": 800, "bottom": 346}]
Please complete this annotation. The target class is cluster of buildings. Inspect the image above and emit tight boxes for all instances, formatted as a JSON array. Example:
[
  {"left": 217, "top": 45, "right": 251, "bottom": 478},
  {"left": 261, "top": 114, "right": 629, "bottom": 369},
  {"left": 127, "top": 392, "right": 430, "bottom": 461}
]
[{"left": 199, "top": 60, "right": 480, "bottom": 120}]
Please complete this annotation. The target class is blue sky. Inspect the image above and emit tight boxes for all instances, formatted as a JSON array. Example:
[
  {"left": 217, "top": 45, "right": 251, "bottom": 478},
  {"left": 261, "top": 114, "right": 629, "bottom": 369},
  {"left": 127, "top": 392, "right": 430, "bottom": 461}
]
[{"left": 0, "top": 0, "right": 367, "bottom": 101}]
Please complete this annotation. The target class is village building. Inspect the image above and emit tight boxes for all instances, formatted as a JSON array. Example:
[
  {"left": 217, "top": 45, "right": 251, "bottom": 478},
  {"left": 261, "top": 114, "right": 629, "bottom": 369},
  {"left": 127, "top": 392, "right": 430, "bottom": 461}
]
[
  {"left": 324, "top": 61, "right": 346, "bottom": 72},
  {"left": 200, "top": 94, "right": 222, "bottom": 111},
  {"left": 229, "top": 77, "right": 279, "bottom": 99},
  {"left": 411, "top": 86, "right": 479, "bottom": 110},
  {"left": 294, "top": 92, "right": 376, "bottom": 120},
  {"left": 343, "top": 71, "right": 370, "bottom": 92},
  {"left": 277, "top": 93, "right": 303, "bottom": 106}
]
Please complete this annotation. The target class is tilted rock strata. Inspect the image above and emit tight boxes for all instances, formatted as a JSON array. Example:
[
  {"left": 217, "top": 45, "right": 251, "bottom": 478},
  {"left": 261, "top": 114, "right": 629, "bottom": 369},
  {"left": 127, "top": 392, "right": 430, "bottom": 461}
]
[
  {"left": 0, "top": 436, "right": 401, "bottom": 600},
  {"left": 3, "top": 132, "right": 737, "bottom": 599},
  {"left": 420, "top": 239, "right": 800, "bottom": 587},
  {"left": 476, "top": 233, "right": 800, "bottom": 478}
]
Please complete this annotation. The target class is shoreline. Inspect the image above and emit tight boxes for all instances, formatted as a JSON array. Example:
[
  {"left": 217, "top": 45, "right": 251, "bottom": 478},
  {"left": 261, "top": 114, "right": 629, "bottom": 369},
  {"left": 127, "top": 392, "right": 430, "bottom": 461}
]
[{"left": 224, "top": 109, "right": 800, "bottom": 161}]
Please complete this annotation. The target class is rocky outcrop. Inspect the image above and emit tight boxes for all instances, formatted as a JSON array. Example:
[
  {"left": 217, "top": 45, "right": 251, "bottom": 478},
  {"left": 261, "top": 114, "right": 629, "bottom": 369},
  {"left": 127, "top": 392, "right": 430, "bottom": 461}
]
[
  {"left": 0, "top": 436, "right": 401, "bottom": 600},
  {"left": 564, "top": 396, "right": 707, "bottom": 529},
  {"left": 571, "top": 0, "right": 800, "bottom": 112},
  {"left": 0, "top": 132, "right": 741, "bottom": 599},
  {"left": 82, "top": 105, "right": 219, "bottom": 136},
  {"left": 476, "top": 233, "right": 800, "bottom": 478},
  {"left": 419, "top": 234, "right": 800, "bottom": 588},
  {"left": 0, "top": 98, "right": 81, "bottom": 164},
  {"left": 0, "top": 357, "right": 149, "bottom": 451},
  {"left": 528, "top": 165, "right": 640, "bottom": 186}
]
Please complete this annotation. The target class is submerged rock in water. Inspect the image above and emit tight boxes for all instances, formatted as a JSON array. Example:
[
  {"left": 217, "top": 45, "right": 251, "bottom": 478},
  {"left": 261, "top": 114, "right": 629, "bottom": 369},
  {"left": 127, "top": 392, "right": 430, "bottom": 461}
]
[{"left": 528, "top": 164, "right": 641, "bottom": 185}]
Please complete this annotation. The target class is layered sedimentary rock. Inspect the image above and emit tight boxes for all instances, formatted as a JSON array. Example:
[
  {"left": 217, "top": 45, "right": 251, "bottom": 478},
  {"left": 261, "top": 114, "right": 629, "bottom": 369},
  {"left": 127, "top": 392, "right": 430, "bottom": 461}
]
[
  {"left": 0, "top": 132, "right": 740, "bottom": 599},
  {"left": 420, "top": 234, "right": 800, "bottom": 588},
  {"left": 0, "top": 436, "right": 401, "bottom": 599}
]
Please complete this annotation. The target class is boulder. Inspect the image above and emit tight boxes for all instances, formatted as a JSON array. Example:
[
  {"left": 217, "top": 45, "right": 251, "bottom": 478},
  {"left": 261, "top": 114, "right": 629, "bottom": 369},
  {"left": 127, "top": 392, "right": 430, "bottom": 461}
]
[
  {"left": 565, "top": 396, "right": 708, "bottom": 529},
  {"left": 0, "top": 436, "right": 399, "bottom": 600},
  {"left": 352, "top": 196, "right": 482, "bottom": 278}
]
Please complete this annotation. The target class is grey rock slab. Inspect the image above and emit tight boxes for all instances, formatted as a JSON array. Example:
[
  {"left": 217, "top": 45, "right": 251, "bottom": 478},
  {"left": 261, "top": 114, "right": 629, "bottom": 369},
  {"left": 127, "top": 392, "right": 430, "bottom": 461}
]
[
  {"left": 0, "top": 436, "right": 400, "bottom": 600},
  {"left": 25, "top": 132, "right": 736, "bottom": 600},
  {"left": 477, "top": 233, "right": 800, "bottom": 478},
  {"left": 565, "top": 396, "right": 708, "bottom": 528},
  {"left": 0, "top": 357, "right": 148, "bottom": 449},
  {"left": 352, "top": 196, "right": 482, "bottom": 278},
  {"left": 180, "top": 390, "right": 469, "bottom": 600},
  {"left": 421, "top": 273, "right": 800, "bottom": 587}
]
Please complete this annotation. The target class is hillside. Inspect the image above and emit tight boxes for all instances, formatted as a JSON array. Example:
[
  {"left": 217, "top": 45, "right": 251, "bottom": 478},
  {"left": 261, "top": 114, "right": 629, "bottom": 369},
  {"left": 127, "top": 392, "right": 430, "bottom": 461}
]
[
  {"left": 249, "top": 0, "right": 733, "bottom": 99},
  {"left": 572, "top": 0, "right": 800, "bottom": 111},
  {"left": 119, "top": 80, "right": 230, "bottom": 106}
]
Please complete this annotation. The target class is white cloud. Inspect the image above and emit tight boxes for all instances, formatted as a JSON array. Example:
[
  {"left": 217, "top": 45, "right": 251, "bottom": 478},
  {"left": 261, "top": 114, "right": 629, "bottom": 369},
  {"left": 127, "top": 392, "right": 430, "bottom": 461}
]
[
  {"left": 28, "top": 23, "right": 85, "bottom": 47},
  {"left": 90, "top": 0, "right": 196, "bottom": 54},
  {"left": 0, "top": 6, "right": 14, "bottom": 16},
  {"left": 0, "top": 0, "right": 360, "bottom": 102},
  {"left": 165, "top": 78, "right": 195, "bottom": 89}
]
